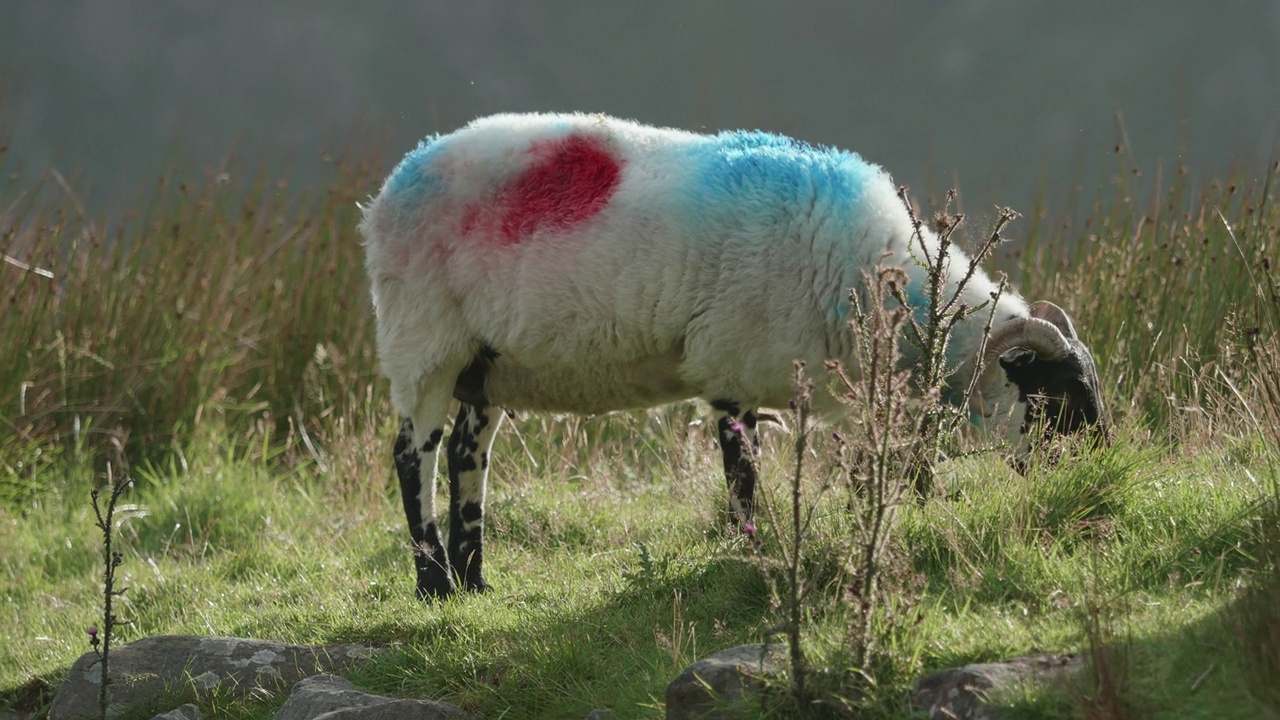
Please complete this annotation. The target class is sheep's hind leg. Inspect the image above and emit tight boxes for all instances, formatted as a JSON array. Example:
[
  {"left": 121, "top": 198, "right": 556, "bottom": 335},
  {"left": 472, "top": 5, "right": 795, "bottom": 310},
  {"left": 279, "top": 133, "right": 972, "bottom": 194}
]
[
  {"left": 394, "top": 388, "right": 456, "bottom": 601},
  {"left": 447, "top": 402, "right": 503, "bottom": 592},
  {"left": 714, "top": 405, "right": 760, "bottom": 527}
]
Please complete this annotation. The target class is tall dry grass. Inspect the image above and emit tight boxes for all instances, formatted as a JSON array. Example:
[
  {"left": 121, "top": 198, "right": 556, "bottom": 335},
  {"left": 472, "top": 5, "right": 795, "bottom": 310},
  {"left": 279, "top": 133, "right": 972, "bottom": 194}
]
[
  {"left": 1, "top": 143, "right": 386, "bottom": 477},
  {"left": 1020, "top": 158, "right": 1280, "bottom": 440}
]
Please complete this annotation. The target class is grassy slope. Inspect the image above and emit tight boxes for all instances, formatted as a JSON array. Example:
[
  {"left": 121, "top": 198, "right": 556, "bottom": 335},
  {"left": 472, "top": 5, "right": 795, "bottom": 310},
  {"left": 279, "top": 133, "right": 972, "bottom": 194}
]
[{"left": 2, "top": 416, "right": 1273, "bottom": 719}]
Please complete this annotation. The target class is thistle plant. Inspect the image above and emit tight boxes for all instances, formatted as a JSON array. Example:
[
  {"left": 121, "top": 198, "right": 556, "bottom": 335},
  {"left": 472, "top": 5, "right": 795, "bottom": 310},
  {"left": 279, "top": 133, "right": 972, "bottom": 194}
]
[
  {"left": 88, "top": 462, "right": 132, "bottom": 720},
  {"left": 892, "top": 188, "right": 1014, "bottom": 494}
]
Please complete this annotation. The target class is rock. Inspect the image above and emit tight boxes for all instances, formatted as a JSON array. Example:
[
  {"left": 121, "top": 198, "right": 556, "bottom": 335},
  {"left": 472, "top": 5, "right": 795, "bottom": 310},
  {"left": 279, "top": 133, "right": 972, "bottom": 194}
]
[
  {"left": 48, "top": 635, "right": 380, "bottom": 720},
  {"left": 272, "top": 674, "right": 470, "bottom": 720},
  {"left": 665, "top": 643, "right": 788, "bottom": 720},
  {"left": 584, "top": 710, "right": 614, "bottom": 720},
  {"left": 911, "top": 653, "right": 1081, "bottom": 720},
  {"left": 151, "top": 704, "right": 203, "bottom": 720}
]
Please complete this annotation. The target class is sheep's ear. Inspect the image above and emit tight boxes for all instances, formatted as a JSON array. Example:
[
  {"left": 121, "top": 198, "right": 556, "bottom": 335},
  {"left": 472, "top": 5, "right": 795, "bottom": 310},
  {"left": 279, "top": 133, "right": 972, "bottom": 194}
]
[{"left": 1028, "top": 300, "right": 1078, "bottom": 341}]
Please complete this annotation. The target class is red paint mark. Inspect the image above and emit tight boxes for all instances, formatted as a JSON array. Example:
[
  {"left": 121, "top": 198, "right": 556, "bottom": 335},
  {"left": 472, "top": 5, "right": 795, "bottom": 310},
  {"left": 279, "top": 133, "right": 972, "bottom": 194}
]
[
  {"left": 500, "top": 135, "right": 621, "bottom": 243},
  {"left": 461, "top": 134, "right": 621, "bottom": 244}
]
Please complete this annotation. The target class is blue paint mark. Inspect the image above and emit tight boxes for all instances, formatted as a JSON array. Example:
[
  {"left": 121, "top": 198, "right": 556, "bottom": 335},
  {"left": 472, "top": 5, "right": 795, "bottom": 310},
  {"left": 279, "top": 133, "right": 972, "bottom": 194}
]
[
  {"left": 671, "top": 131, "right": 887, "bottom": 245},
  {"left": 385, "top": 134, "right": 446, "bottom": 202},
  {"left": 675, "top": 129, "right": 901, "bottom": 342},
  {"left": 690, "top": 130, "right": 881, "bottom": 210}
]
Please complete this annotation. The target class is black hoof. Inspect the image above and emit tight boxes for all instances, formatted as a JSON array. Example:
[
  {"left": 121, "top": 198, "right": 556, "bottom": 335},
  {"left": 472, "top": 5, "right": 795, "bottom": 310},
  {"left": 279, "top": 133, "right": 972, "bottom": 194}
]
[
  {"left": 453, "top": 567, "right": 489, "bottom": 593},
  {"left": 416, "top": 565, "right": 458, "bottom": 601}
]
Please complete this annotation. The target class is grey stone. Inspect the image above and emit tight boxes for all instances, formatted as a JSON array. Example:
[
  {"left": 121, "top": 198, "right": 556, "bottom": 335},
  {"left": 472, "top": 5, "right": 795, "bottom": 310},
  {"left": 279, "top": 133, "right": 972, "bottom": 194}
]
[
  {"left": 151, "top": 703, "right": 203, "bottom": 720},
  {"left": 584, "top": 710, "right": 614, "bottom": 720},
  {"left": 665, "top": 643, "right": 788, "bottom": 720},
  {"left": 272, "top": 674, "right": 470, "bottom": 720},
  {"left": 48, "top": 635, "right": 380, "bottom": 720},
  {"left": 911, "top": 653, "right": 1082, "bottom": 720}
]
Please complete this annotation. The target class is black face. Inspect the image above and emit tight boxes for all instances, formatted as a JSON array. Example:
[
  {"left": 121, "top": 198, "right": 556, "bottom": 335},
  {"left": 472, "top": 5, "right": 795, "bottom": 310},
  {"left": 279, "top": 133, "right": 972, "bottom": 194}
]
[{"left": 999, "top": 339, "right": 1108, "bottom": 441}]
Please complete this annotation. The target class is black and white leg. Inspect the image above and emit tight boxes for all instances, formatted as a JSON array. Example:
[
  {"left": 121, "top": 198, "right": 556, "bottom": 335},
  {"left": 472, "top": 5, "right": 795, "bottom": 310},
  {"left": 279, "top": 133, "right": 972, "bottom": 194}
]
[
  {"left": 446, "top": 402, "right": 503, "bottom": 592},
  {"left": 394, "top": 390, "right": 456, "bottom": 600},
  {"left": 714, "top": 404, "right": 760, "bottom": 526},
  {"left": 396, "top": 422, "right": 453, "bottom": 597}
]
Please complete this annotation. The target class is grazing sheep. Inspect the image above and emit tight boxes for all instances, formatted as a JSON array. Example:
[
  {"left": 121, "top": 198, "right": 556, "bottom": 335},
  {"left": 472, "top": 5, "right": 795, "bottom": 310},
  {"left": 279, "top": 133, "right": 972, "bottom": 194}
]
[{"left": 360, "top": 113, "right": 1107, "bottom": 600}]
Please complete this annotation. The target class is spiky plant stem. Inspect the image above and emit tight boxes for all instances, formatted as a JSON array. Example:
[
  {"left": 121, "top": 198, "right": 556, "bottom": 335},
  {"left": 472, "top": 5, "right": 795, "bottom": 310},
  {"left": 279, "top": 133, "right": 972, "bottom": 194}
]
[{"left": 89, "top": 463, "right": 130, "bottom": 720}]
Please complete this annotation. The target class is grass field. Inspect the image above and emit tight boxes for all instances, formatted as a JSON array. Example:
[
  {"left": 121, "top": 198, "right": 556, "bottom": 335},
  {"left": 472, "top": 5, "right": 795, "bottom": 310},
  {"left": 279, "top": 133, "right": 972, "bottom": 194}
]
[{"left": 2, "top": 134, "right": 1278, "bottom": 719}]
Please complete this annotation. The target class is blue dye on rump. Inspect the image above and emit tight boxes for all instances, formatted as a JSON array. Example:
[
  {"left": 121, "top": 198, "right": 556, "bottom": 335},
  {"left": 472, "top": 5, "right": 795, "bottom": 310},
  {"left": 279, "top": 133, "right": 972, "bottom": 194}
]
[{"left": 384, "top": 134, "right": 447, "bottom": 202}]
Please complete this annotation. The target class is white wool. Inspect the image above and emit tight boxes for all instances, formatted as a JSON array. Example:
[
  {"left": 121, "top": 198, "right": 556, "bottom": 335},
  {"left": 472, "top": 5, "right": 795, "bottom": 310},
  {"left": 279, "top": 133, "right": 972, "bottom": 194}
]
[{"left": 361, "top": 113, "right": 1029, "bottom": 428}]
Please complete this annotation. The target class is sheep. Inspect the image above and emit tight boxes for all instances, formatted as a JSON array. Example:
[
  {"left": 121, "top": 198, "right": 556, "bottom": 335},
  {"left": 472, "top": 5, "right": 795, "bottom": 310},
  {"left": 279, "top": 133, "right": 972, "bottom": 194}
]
[{"left": 359, "top": 112, "right": 1107, "bottom": 600}]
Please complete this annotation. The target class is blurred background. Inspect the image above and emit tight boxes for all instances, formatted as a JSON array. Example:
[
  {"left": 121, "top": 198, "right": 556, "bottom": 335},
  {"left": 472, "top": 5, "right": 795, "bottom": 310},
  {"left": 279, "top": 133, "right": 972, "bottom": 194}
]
[{"left": 2, "top": 0, "right": 1279, "bottom": 218}]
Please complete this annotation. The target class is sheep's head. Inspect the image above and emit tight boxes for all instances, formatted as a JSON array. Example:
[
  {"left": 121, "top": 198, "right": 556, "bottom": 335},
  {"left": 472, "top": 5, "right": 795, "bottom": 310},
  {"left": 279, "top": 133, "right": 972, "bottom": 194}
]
[{"left": 968, "top": 301, "right": 1109, "bottom": 467}]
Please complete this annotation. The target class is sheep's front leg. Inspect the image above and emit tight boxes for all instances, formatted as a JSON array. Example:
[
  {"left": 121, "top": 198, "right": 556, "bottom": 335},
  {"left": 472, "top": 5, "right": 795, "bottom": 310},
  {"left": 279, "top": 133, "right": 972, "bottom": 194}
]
[
  {"left": 394, "top": 409, "right": 455, "bottom": 600},
  {"left": 715, "top": 406, "right": 760, "bottom": 527},
  {"left": 446, "top": 402, "right": 503, "bottom": 592}
]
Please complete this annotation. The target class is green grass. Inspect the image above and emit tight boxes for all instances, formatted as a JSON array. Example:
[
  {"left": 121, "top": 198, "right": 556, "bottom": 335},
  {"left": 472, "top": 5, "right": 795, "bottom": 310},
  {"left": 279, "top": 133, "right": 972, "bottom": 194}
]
[
  {"left": 0, "top": 417, "right": 1274, "bottom": 712},
  {"left": 1, "top": 415, "right": 772, "bottom": 718},
  {"left": 2, "top": 125, "right": 1279, "bottom": 718},
  {"left": 2, "top": 417, "right": 1274, "bottom": 718}
]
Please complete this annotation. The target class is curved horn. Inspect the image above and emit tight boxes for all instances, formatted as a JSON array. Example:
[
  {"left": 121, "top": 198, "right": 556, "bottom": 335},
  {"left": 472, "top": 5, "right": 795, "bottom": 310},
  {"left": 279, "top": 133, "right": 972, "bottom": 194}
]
[
  {"left": 962, "top": 316, "right": 1075, "bottom": 418},
  {"left": 982, "top": 317, "right": 1072, "bottom": 368}
]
